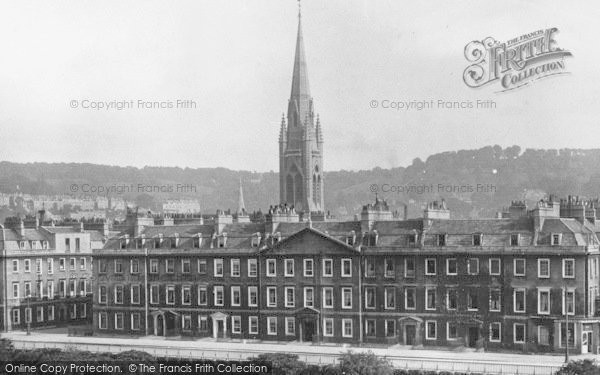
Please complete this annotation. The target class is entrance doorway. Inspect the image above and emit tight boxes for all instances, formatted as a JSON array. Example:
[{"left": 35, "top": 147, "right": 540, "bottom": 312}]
[
  {"left": 303, "top": 320, "right": 315, "bottom": 342},
  {"left": 217, "top": 320, "right": 225, "bottom": 338},
  {"left": 405, "top": 324, "right": 416, "bottom": 345},
  {"left": 468, "top": 326, "right": 479, "bottom": 348},
  {"left": 156, "top": 315, "right": 164, "bottom": 336},
  {"left": 582, "top": 331, "right": 593, "bottom": 354}
]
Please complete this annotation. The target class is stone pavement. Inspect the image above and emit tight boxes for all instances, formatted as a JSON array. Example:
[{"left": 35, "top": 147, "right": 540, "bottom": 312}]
[{"left": 1, "top": 329, "right": 593, "bottom": 367}]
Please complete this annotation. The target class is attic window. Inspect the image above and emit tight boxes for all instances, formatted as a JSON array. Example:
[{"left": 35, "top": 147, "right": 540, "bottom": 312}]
[
  {"left": 171, "top": 236, "right": 178, "bottom": 249},
  {"left": 271, "top": 232, "right": 281, "bottom": 246},
  {"left": 510, "top": 234, "right": 519, "bottom": 247},
  {"left": 437, "top": 234, "right": 447, "bottom": 247},
  {"left": 120, "top": 239, "right": 128, "bottom": 249},
  {"left": 20, "top": 241, "right": 27, "bottom": 249},
  {"left": 472, "top": 233, "right": 482, "bottom": 246},
  {"left": 251, "top": 233, "right": 261, "bottom": 248},
  {"left": 42, "top": 241, "right": 49, "bottom": 250},
  {"left": 154, "top": 235, "right": 163, "bottom": 248},
  {"left": 218, "top": 233, "right": 227, "bottom": 248},
  {"left": 193, "top": 235, "right": 202, "bottom": 248},
  {"left": 136, "top": 237, "right": 145, "bottom": 249},
  {"left": 363, "top": 231, "right": 378, "bottom": 246},
  {"left": 551, "top": 233, "right": 562, "bottom": 246},
  {"left": 407, "top": 233, "right": 418, "bottom": 247},
  {"left": 31, "top": 241, "right": 38, "bottom": 249}
]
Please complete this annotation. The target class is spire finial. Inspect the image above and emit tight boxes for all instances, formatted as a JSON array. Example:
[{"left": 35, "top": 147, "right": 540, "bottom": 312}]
[{"left": 298, "top": 0, "right": 301, "bottom": 18}]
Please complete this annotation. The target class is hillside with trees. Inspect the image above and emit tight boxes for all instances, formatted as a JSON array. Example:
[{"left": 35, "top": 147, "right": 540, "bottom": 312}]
[{"left": 1, "top": 145, "right": 600, "bottom": 219}]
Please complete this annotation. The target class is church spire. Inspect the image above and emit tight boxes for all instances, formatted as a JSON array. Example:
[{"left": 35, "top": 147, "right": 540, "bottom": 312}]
[{"left": 289, "top": 1, "right": 311, "bottom": 125}]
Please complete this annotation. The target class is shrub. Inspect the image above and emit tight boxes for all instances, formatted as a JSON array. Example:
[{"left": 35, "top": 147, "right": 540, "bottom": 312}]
[
  {"left": 338, "top": 351, "right": 394, "bottom": 375},
  {"left": 556, "top": 359, "right": 600, "bottom": 375}
]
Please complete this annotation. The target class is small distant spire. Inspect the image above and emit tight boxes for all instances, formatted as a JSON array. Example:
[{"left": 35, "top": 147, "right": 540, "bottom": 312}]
[
  {"left": 298, "top": 0, "right": 301, "bottom": 18},
  {"left": 237, "top": 178, "right": 246, "bottom": 215}
]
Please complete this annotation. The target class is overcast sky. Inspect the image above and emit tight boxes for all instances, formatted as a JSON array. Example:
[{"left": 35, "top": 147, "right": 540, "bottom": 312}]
[{"left": 0, "top": 0, "right": 598, "bottom": 172}]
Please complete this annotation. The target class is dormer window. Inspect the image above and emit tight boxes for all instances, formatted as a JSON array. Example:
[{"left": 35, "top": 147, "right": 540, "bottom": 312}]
[
  {"left": 345, "top": 231, "right": 356, "bottom": 246},
  {"left": 20, "top": 241, "right": 27, "bottom": 249},
  {"left": 472, "top": 233, "right": 482, "bottom": 246},
  {"left": 251, "top": 233, "right": 262, "bottom": 248},
  {"left": 218, "top": 233, "right": 227, "bottom": 248},
  {"left": 154, "top": 234, "right": 163, "bottom": 249},
  {"left": 408, "top": 234, "right": 417, "bottom": 246},
  {"left": 136, "top": 235, "right": 145, "bottom": 249},
  {"left": 42, "top": 241, "right": 49, "bottom": 249},
  {"left": 170, "top": 235, "right": 179, "bottom": 249},
  {"left": 193, "top": 234, "right": 202, "bottom": 248},
  {"left": 272, "top": 232, "right": 281, "bottom": 246},
  {"left": 363, "top": 231, "right": 378, "bottom": 246},
  {"left": 30, "top": 241, "right": 38, "bottom": 249},
  {"left": 551, "top": 233, "right": 562, "bottom": 246},
  {"left": 437, "top": 234, "right": 447, "bottom": 247},
  {"left": 120, "top": 235, "right": 129, "bottom": 249},
  {"left": 510, "top": 234, "right": 519, "bottom": 247}
]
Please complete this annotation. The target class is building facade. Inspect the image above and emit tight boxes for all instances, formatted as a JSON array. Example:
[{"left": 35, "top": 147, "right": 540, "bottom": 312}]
[
  {"left": 92, "top": 196, "right": 600, "bottom": 354},
  {"left": 0, "top": 214, "right": 105, "bottom": 331}
]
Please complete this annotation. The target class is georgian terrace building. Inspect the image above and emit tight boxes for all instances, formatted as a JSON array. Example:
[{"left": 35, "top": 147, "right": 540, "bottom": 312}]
[
  {"left": 0, "top": 213, "right": 108, "bottom": 331},
  {"left": 92, "top": 196, "right": 600, "bottom": 354}
]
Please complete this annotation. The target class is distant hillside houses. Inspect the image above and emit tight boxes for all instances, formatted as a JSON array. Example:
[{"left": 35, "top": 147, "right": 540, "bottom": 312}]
[{"left": 162, "top": 199, "right": 201, "bottom": 214}]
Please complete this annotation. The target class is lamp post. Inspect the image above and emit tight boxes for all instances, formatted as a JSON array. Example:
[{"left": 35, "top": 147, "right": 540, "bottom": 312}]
[
  {"left": 564, "top": 305, "right": 570, "bottom": 363},
  {"left": 26, "top": 292, "right": 31, "bottom": 335}
]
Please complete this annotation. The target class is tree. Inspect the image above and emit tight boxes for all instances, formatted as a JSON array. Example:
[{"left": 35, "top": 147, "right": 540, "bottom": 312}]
[
  {"left": 555, "top": 359, "right": 600, "bottom": 375},
  {"left": 338, "top": 351, "right": 394, "bottom": 375}
]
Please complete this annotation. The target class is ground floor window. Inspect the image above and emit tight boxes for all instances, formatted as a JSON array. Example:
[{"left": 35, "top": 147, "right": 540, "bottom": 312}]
[
  {"left": 182, "top": 314, "right": 192, "bottom": 331},
  {"left": 267, "top": 317, "right": 277, "bottom": 335},
  {"left": 131, "top": 313, "right": 141, "bottom": 331},
  {"left": 285, "top": 317, "right": 295, "bottom": 336},
  {"left": 489, "top": 322, "right": 501, "bottom": 342},
  {"left": 447, "top": 322, "right": 458, "bottom": 340},
  {"left": 425, "top": 321, "right": 437, "bottom": 340},
  {"left": 232, "top": 316, "right": 241, "bottom": 334},
  {"left": 12, "top": 310, "right": 20, "bottom": 325},
  {"left": 48, "top": 306, "right": 54, "bottom": 321},
  {"left": 81, "top": 304, "right": 87, "bottom": 318},
  {"left": 342, "top": 319, "right": 353, "bottom": 338},
  {"left": 385, "top": 320, "right": 396, "bottom": 337},
  {"left": 70, "top": 304, "right": 77, "bottom": 319},
  {"left": 25, "top": 308, "right": 32, "bottom": 324},
  {"left": 365, "top": 320, "right": 376, "bottom": 336},
  {"left": 98, "top": 312, "right": 107, "bottom": 329},
  {"left": 198, "top": 316, "right": 208, "bottom": 331},
  {"left": 323, "top": 318, "right": 334, "bottom": 337},
  {"left": 249, "top": 316, "right": 258, "bottom": 334},
  {"left": 36, "top": 307, "right": 44, "bottom": 322},
  {"left": 513, "top": 323, "right": 525, "bottom": 344},
  {"left": 115, "top": 313, "right": 124, "bottom": 330},
  {"left": 561, "top": 322, "right": 575, "bottom": 348}
]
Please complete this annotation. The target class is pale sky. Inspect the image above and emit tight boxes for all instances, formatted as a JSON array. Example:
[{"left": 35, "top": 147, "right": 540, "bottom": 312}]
[{"left": 0, "top": 0, "right": 598, "bottom": 172}]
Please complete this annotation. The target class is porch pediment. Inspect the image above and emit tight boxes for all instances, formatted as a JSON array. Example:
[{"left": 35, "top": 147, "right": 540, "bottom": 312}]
[
  {"left": 398, "top": 316, "right": 423, "bottom": 323},
  {"left": 210, "top": 311, "right": 228, "bottom": 319},
  {"left": 295, "top": 306, "right": 320, "bottom": 317}
]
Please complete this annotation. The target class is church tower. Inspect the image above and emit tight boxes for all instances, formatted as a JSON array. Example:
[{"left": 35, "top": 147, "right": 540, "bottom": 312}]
[{"left": 279, "top": 7, "right": 324, "bottom": 213}]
